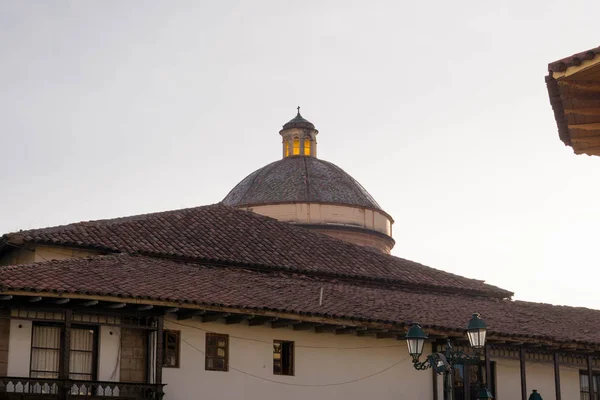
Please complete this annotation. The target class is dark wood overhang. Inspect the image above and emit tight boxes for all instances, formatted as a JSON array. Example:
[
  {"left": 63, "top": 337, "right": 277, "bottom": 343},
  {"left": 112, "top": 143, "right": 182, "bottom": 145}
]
[
  {"left": 2, "top": 291, "right": 600, "bottom": 355},
  {"left": 546, "top": 45, "right": 600, "bottom": 156}
]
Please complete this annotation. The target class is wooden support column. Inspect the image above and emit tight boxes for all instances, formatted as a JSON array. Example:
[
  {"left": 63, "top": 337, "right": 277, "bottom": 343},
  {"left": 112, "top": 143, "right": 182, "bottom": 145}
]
[
  {"left": 485, "top": 344, "right": 492, "bottom": 390},
  {"left": 554, "top": 352, "right": 561, "bottom": 400},
  {"left": 61, "top": 309, "right": 72, "bottom": 379},
  {"left": 431, "top": 343, "right": 438, "bottom": 400},
  {"left": 464, "top": 363, "right": 470, "bottom": 400},
  {"left": 520, "top": 346, "right": 527, "bottom": 400},
  {"left": 155, "top": 315, "right": 164, "bottom": 385},
  {"left": 588, "top": 355, "right": 595, "bottom": 400}
]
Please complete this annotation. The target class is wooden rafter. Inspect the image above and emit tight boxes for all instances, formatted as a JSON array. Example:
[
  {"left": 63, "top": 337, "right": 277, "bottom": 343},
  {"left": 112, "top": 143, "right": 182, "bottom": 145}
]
[
  {"left": 248, "top": 316, "right": 277, "bottom": 326},
  {"left": 559, "top": 80, "right": 600, "bottom": 92},
  {"left": 564, "top": 108, "right": 600, "bottom": 116},
  {"left": 200, "top": 312, "right": 229, "bottom": 323},
  {"left": 271, "top": 319, "right": 301, "bottom": 329},
  {"left": 225, "top": 315, "right": 248, "bottom": 325}
]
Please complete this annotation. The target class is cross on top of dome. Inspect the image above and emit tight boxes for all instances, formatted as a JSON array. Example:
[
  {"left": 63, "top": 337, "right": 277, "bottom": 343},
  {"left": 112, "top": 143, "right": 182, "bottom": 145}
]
[{"left": 282, "top": 106, "right": 316, "bottom": 130}]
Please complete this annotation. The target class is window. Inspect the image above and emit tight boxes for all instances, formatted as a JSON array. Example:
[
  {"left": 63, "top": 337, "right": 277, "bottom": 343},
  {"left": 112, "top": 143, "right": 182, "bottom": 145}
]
[
  {"left": 163, "top": 330, "right": 180, "bottom": 368},
  {"left": 443, "top": 362, "right": 495, "bottom": 400},
  {"left": 285, "top": 142, "right": 290, "bottom": 157},
  {"left": 69, "top": 328, "right": 96, "bottom": 380},
  {"left": 292, "top": 138, "right": 300, "bottom": 155},
  {"left": 273, "top": 340, "right": 294, "bottom": 376},
  {"left": 31, "top": 325, "right": 61, "bottom": 379},
  {"left": 30, "top": 324, "right": 97, "bottom": 381},
  {"left": 303, "top": 138, "right": 311, "bottom": 156},
  {"left": 580, "top": 372, "right": 600, "bottom": 400},
  {"left": 205, "top": 333, "right": 228, "bottom": 371}
]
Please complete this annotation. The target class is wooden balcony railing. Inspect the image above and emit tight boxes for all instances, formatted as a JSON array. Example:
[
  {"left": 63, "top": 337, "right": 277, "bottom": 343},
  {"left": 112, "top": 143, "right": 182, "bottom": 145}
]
[{"left": 0, "top": 377, "right": 165, "bottom": 400}]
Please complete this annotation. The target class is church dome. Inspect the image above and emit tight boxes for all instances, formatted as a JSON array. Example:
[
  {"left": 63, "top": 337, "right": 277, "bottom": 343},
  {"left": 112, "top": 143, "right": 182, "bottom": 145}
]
[
  {"left": 222, "top": 157, "right": 384, "bottom": 211},
  {"left": 222, "top": 109, "right": 395, "bottom": 253}
]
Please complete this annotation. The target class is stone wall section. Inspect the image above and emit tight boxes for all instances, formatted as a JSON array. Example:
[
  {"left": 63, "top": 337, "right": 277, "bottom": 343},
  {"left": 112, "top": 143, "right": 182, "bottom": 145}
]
[{"left": 119, "top": 328, "right": 147, "bottom": 383}]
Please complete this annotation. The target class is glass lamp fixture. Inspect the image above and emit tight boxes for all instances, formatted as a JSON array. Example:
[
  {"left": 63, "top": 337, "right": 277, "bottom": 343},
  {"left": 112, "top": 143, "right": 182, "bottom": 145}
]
[
  {"left": 405, "top": 323, "right": 428, "bottom": 362},
  {"left": 528, "top": 390, "right": 543, "bottom": 400},
  {"left": 466, "top": 313, "right": 487, "bottom": 349}
]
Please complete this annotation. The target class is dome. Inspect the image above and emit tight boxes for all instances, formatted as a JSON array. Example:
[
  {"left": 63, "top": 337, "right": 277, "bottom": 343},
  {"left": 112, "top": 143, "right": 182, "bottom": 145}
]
[
  {"left": 222, "top": 109, "right": 394, "bottom": 253},
  {"left": 222, "top": 157, "right": 384, "bottom": 212}
]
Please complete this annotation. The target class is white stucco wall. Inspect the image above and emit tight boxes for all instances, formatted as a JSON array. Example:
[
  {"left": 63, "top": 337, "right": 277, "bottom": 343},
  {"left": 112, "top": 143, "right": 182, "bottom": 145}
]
[
  {"left": 7, "top": 319, "right": 32, "bottom": 377},
  {"left": 98, "top": 326, "right": 121, "bottom": 381},
  {"left": 162, "top": 318, "right": 431, "bottom": 400},
  {"left": 491, "top": 358, "right": 581, "bottom": 400}
]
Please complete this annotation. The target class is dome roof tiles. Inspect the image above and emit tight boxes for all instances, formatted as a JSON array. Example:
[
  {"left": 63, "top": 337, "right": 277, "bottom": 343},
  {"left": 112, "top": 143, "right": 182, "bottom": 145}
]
[{"left": 222, "top": 157, "right": 384, "bottom": 212}]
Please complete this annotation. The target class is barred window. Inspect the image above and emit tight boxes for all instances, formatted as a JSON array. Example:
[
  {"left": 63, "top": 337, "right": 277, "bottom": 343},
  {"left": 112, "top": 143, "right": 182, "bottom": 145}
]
[
  {"left": 205, "top": 333, "right": 228, "bottom": 372},
  {"left": 163, "top": 330, "right": 180, "bottom": 368}
]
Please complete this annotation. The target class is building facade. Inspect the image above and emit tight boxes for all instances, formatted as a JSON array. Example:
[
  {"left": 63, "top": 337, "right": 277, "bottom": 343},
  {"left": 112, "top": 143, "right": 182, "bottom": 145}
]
[{"left": 0, "top": 112, "right": 599, "bottom": 400}]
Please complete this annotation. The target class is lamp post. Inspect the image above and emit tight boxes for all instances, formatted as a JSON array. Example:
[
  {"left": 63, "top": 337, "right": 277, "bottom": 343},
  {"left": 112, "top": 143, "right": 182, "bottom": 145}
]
[{"left": 405, "top": 313, "right": 494, "bottom": 400}]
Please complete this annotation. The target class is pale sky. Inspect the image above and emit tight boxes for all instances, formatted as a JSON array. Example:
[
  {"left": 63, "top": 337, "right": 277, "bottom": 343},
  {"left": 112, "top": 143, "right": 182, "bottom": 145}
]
[{"left": 1, "top": 1, "right": 599, "bottom": 309}]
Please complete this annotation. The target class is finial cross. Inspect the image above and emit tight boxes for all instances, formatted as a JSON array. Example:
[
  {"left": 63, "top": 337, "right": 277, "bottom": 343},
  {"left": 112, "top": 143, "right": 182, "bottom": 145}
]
[{"left": 297, "top": 106, "right": 300, "bottom": 115}]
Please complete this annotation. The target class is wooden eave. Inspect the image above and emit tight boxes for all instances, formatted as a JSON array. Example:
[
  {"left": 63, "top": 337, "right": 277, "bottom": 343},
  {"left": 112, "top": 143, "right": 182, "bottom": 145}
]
[
  {"left": 547, "top": 52, "right": 600, "bottom": 156},
  {"left": 2, "top": 290, "right": 599, "bottom": 353}
]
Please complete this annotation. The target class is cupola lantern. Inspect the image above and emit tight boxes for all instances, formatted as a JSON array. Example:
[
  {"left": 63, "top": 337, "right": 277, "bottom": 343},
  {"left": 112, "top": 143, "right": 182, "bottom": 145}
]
[{"left": 280, "top": 107, "right": 318, "bottom": 158}]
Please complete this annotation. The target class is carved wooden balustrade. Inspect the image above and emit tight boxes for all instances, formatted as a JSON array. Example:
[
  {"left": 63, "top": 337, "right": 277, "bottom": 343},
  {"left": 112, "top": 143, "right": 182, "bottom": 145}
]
[{"left": 0, "top": 377, "right": 165, "bottom": 400}]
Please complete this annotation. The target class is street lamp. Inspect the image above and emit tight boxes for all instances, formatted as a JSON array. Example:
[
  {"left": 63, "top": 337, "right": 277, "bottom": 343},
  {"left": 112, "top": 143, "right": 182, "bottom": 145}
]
[
  {"left": 405, "top": 313, "right": 494, "bottom": 399},
  {"left": 406, "top": 323, "right": 428, "bottom": 362},
  {"left": 467, "top": 313, "right": 487, "bottom": 349}
]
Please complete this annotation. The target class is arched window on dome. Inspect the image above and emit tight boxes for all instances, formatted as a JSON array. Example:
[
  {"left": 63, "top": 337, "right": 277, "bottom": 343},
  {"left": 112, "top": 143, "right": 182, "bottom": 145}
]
[
  {"left": 292, "top": 138, "right": 300, "bottom": 155},
  {"left": 285, "top": 142, "right": 290, "bottom": 157},
  {"left": 304, "top": 138, "right": 311, "bottom": 156}
]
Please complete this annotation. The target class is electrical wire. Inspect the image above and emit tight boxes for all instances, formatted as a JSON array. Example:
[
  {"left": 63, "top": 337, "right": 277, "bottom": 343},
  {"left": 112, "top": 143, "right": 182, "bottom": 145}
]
[
  {"left": 167, "top": 319, "right": 405, "bottom": 350},
  {"left": 181, "top": 337, "right": 410, "bottom": 387}
]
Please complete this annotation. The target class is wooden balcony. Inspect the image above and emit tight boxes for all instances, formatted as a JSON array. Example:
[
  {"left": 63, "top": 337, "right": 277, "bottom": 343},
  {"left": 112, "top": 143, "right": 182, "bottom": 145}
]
[{"left": 0, "top": 377, "right": 165, "bottom": 400}]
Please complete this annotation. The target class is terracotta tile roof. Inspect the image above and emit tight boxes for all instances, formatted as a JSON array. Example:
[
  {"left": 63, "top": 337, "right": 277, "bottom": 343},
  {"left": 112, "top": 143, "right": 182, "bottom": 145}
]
[
  {"left": 222, "top": 157, "right": 386, "bottom": 214},
  {"left": 548, "top": 45, "right": 600, "bottom": 73},
  {"left": 0, "top": 254, "right": 596, "bottom": 346},
  {"left": 0, "top": 204, "right": 511, "bottom": 298}
]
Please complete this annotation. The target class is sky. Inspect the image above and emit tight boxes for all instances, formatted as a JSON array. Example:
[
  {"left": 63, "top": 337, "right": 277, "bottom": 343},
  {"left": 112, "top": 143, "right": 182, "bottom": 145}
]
[{"left": 1, "top": 1, "right": 599, "bottom": 309}]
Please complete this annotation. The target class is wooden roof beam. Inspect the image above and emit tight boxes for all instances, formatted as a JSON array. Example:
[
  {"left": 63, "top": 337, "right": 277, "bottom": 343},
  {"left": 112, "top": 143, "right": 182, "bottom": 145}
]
[
  {"left": 564, "top": 108, "right": 600, "bottom": 116},
  {"left": 376, "top": 331, "right": 402, "bottom": 339},
  {"left": 568, "top": 122, "right": 600, "bottom": 131},
  {"left": 314, "top": 324, "right": 341, "bottom": 333},
  {"left": 336, "top": 327, "right": 367, "bottom": 335},
  {"left": 200, "top": 312, "right": 229, "bottom": 323},
  {"left": 271, "top": 319, "right": 302, "bottom": 329},
  {"left": 248, "top": 316, "right": 277, "bottom": 326},
  {"left": 177, "top": 310, "right": 205, "bottom": 320},
  {"left": 559, "top": 80, "right": 600, "bottom": 92},
  {"left": 293, "top": 322, "right": 323, "bottom": 331},
  {"left": 356, "top": 328, "right": 389, "bottom": 337},
  {"left": 571, "top": 136, "right": 600, "bottom": 145},
  {"left": 225, "top": 314, "right": 249, "bottom": 325}
]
